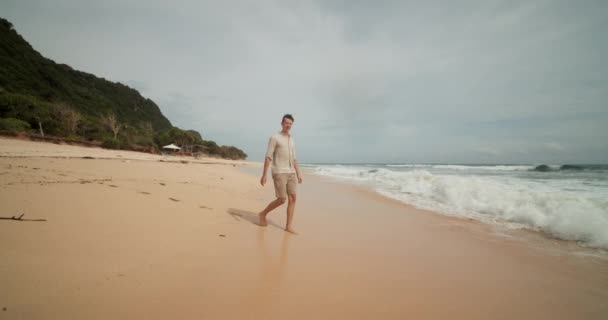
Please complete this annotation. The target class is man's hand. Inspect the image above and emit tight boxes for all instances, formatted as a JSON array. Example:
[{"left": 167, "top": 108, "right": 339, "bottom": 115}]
[
  {"left": 260, "top": 175, "right": 267, "bottom": 186},
  {"left": 297, "top": 175, "right": 303, "bottom": 184}
]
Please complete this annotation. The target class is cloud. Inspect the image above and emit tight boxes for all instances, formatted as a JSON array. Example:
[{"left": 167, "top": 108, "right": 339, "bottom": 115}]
[
  {"left": 545, "top": 142, "right": 564, "bottom": 151},
  {"left": 124, "top": 80, "right": 148, "bottom": 93},
  {"left": 1, "top": 0, "right": 607, "bottom": 163},
  {"left": 474, "top": 146, "right": 503, "bottom": 157}
]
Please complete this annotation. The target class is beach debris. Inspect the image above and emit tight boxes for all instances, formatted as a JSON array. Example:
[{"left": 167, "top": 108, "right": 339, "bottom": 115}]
[
  {"left": 180, "top": 160, "right": 188, "bottom": 164},
  {"left": 159, "top": 182, "right": 166, "bottom": 186},
  {"left": 169, "top": 197, "right": 180, "bottom": 202},
  {"left": 0, "top": 213, "right": 47, "bottom": 222},
  {"left": 108, "top": 184, "right": 118, "bottom": 188},
  {"left": 2, "top": 307, "right": 6, "bottom": 311},
  {"left": 219, "top": 234, "right": 226, "bottom": 237},
  {"left": 82, "top": 156, "right": 95, "bottom": 159},
  {"left": 138, "top": 191, "right": 151, "bottom": 195},
  {"left": 199, "top": 205, "right": 212, "bottom": 210}
]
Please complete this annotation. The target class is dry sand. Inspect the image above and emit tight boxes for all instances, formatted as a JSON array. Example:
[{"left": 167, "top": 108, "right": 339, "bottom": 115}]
[{"left": 1, "top": 136, "right": 607, "bottom": 319}]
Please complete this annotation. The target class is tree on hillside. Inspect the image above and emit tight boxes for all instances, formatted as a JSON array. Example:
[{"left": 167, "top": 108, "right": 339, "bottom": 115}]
[
  {"left": 0, "top": 17, "right": 247, "bottom": 159},
  {"left": 0, "top": 18, "right": 13, "bottom": 30},
  {"left": 101, "top": 112, "right": 121, "bottom": 139},
  {"left": 54, "top": 103, "right": 82, "bottom": 135}
]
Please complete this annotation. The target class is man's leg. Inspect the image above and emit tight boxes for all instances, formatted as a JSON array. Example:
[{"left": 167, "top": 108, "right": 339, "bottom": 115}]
[
  {"left": 285, "top": 174, "right": 298, "bottom": 234},
  {"left": 285, "top": 193, "right": 297, "bottom": 234},
  {"left": 259, "top": 197, "right": 286, "bottom": 226},
  {"left": 259, "top": 174, "right": 288, "bottom": 226}
]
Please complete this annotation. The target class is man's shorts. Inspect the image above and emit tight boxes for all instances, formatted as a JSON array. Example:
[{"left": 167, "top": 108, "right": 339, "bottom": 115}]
[{"left": 272, "top": 173, "right": 297, "bottom": 199}]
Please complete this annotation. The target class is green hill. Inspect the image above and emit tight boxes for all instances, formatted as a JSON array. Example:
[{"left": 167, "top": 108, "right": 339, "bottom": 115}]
[{"left": 0, "top": 18, "right": 246, "bottom": 160}]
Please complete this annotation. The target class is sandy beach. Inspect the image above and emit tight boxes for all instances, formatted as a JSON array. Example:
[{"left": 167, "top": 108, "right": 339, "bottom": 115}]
[{"left": 1, "top": 136, "right": 607, "bottom": 319}]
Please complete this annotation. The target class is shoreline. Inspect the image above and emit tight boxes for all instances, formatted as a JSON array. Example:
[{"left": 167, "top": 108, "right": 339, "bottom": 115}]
[
  {"left": 2, "top": 137, "right": 607, "bottom": 319},
  {"left": 300, "top": 165, "right": 608, "bottom": 257},
  {"left": 300, "top": 170, "right": 608, "bottom": 260},
  {"left": 0, "top": 136, "right": 257, "bottom": 166}
]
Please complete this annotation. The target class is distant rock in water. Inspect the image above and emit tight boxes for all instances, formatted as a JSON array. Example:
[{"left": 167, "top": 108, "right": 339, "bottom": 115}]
[
  {"left": 368, "top": 169, "right": 379, "bottom": 173},
  {"left": 531, "top": 164, "right": 605, "bottom": 172},
  {"left": 532, "top": 165, "right": 552, "bottom": 172},
  {"left": 531, "top": 164, "right": 603, "bottom": 172}
]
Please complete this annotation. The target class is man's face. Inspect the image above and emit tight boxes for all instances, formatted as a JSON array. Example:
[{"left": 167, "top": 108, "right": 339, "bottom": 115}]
[{"left": 282, "top": 118, "right": 293, "bottom": 132}]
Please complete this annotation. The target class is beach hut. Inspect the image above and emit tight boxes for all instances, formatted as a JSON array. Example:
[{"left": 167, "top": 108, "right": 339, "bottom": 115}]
[
  {"left": 162, "top": 143, "right": 181, "bottom": 151},
  {"left": 162, "top": 143, "right": 181, "bottom": 155}
]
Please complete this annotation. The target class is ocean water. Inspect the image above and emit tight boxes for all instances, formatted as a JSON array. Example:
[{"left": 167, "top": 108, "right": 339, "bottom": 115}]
[{"left": 305, "top": 163, "right": 608, "bottom": 250}]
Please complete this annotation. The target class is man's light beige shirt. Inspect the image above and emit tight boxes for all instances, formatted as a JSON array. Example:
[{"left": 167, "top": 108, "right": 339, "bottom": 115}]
[{"left": 265, "top": 132, "right": 297, "bottom": 174}]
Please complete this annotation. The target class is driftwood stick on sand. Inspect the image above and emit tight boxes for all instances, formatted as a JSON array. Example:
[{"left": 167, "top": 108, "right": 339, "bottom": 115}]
[{"left": 0, "top": 213, "right": 47, "bottom": 222}]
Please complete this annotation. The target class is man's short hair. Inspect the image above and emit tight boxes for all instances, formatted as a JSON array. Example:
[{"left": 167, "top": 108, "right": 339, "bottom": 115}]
[{"left": 282, "top": 114, "right": 294, "bottom": 123}]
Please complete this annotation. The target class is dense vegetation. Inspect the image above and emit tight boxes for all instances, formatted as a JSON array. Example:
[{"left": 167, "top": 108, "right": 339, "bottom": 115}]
[{"left": 0, "top": 18, "right": 247, "bottom": 160}]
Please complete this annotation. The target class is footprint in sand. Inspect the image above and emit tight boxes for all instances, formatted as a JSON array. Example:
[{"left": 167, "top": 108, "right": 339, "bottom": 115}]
[
  {"left": 108, "top": 184, "right": 118, "bottom": 188},
  {"left": 169, "top": 197, "right": 180, "bottom": 202}
]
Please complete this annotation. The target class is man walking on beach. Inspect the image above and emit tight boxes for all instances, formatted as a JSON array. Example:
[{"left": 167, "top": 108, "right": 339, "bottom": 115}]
[{"left": 259, "top": 114, "right": 302, "bottom": 234}]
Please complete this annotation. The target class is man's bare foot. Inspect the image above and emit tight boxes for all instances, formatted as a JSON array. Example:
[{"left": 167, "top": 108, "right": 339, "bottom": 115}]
[
  {"left": 258, "top": 212, "right": 268, "bottom": 227},
  {"left": 285, "top": 227, "right": 298, "bottom": 235}
]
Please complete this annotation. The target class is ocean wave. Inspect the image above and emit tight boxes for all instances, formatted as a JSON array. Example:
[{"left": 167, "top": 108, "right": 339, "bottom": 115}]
[
  {"left": 313, "top": 166, "right": 608, "bottom": 249},
  {"left": 386, "top": 164, "right": 432, "bottom": 168},
  {"left": 531, "top": 164, "right": 608, "bottom": 172},
  {"left": 382, "top": 164, "right": 608, "bottom": 172},
  {"left": 385, "top": 164, "right": 534, "bottom": 171},
  {"left": 433, "top": 165, "right": 534, "bottom": 171}
]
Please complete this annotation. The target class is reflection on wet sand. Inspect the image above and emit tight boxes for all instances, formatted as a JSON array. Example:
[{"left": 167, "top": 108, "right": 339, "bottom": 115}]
[{"left": 252, "top": 228, "right": 292, "bottom": 318}]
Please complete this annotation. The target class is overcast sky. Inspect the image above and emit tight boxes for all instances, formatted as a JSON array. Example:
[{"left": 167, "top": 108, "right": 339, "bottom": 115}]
[{"left": 2, "top": 0, "right": 607, "bottom": 163}]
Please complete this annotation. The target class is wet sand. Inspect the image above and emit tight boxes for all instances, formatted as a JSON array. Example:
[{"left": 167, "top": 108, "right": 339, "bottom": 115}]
[{"left": 1, "top": 137, "right": 607, "bottom": 319}]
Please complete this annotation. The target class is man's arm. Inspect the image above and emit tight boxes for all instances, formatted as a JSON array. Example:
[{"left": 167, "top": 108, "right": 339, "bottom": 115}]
[
  {"left": 261, "top": 157, "right": 271, "bottom": 186},
  {"left": 261, "top": 136, "right": 276, "bottom": 186},
  {"left": 292, "top": 138, "right": 301, "bottom": 183},
  {"left": 294, "top": 160, "right": 303, "bottom": 183}
]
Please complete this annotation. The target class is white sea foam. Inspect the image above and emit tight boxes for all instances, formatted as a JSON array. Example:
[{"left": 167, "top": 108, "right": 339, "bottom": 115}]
[{"left": 312, "top": 165, "right": 608, "bottom": 249}]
